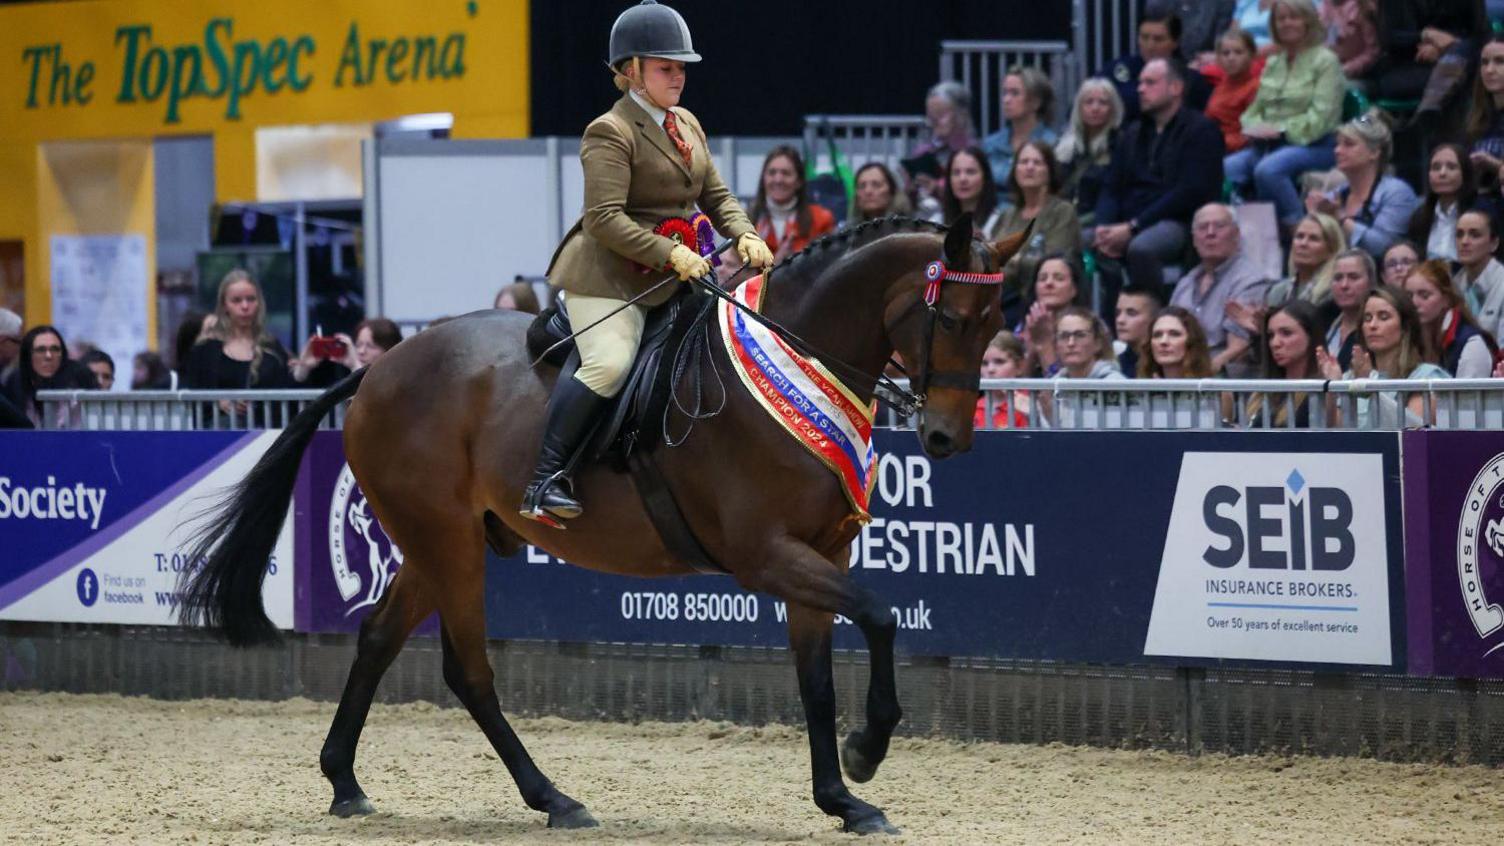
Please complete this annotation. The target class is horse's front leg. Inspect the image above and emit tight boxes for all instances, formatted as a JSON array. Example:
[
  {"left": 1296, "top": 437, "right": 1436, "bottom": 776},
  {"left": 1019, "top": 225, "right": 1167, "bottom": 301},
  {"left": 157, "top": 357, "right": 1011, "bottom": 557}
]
[{"left": 759, "top": 535, "right": 900, "bottom": 834}]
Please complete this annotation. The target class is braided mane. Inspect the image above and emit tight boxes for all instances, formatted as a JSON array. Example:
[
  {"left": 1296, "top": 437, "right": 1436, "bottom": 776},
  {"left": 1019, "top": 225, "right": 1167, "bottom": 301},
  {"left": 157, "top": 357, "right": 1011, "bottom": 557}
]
[{"left": 766, "top": 215, "right": 948, "bottom": 279}]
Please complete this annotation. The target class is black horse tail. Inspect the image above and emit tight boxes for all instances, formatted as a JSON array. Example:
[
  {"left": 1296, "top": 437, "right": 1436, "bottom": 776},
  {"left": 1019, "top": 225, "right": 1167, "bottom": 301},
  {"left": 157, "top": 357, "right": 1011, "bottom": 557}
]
[{"left": 177, "top": 367, "right": 368, "bottom": 646}]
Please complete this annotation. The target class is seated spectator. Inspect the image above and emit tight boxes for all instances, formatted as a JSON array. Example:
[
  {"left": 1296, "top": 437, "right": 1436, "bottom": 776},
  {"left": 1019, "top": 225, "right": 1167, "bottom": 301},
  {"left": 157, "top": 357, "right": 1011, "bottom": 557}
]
[
  {"left": 1381, "top": 239, "right": 1422, "bottom": 288},
  {"left": 1170, "top": 203, "right": 1272, "bottom": 376},
  {"left": 131, "top": 351, "right": 173, "bottom": 390},
  {"left": 1240, "top": 300, "right": 1329, "bottom": 427},
  {"left": 0, "top": 324, "right": 99, "bottom": 426},
  {"left": 1148, "top": 0, "right": 1236, "bottom": 67},
  {"left": 1451, "top": 208, "right": 1504, "bottom": 339},
  {"left": 293, "top": 318, "right": 403, "bottom": 387},
  {"left": 1405, "top": 258, "right": 1499, "bottom": 376},
  {"left": 907, "top": 81, "right": 977, "bottom": 215},
  {"left": 1140, "top": 305, "right": 1216, "bottom": 377},
  {"left": 1114, "top": 288, "right": 1163, "bottom": 376},
  {"left": 1329, "top": 287, "right": 1451, "bottom": 425},
  {"left": 1225, "top": 0, "right": 1344, "bottom": 228},
  {"left": 1267, "top": 212, "right": 1346, "bottom": 309},
  {"left": 1376, "top": 0, "right": 1489, "bottom": 117},
  {"left": 1055, "top": 79, "right": 1124, "bottom": 228},
  {"left": 1020, "top": 255, "right": 1086, "bottom": 374},
  {"left": 184, "top": 269, "right": 293, "bottom": 394},
  {"left": 1325, "top": 248, "right": 1379, "bottom": 370},
  {"left": 933, "top": 147, "right": 1002, "bottom": 234},
  {"left": 80, "top": 350, "right": 115, "bottom": 391},
  {"left": 1467, "top": 34, "right": 1504, "bottom": 192},
  {"left": 0, "top": 307, "right": 20, "bottom": 377},
  {"left": 976, "top": 331, "right": 1031, "bottom": 429},
  {"left": 848, "top": 163, "right": 911, "bottom": 224},
  {"left": 1204, "top": 28, "right": 1265, "bottom": 157},
  {"left": 1306, "top": 111, "right": 1420, "bottom": 258},
  {"left": 1321, "top": 0, "right": 1381, "bottom": 79},
  {"left": 1102, "top": 12, "right": 1213, "bottom": 122},
  {"left": 1408, "top": 143, "right": 1477, "bottom": 261},
  {"left": 1094, "top": 58, "right": 1226, "bottom": 298},
  {"left": 1234, "top": 0, "right": 1276, "bottom": 48},
  {"left": 494, "top": 281, "right": 541, "bottom": 314},
  {"left": 751, "top": 146, "right": 836, "bottom": 263},
  {"left": 995, "top": 141, "right": 1082, "bottom": 299},
  {"left": 981, "top": 67, "right": 1059, "bottom": 189},
  {"left": 1053, "top": 307, "right": 1126, "bottom": 379}
]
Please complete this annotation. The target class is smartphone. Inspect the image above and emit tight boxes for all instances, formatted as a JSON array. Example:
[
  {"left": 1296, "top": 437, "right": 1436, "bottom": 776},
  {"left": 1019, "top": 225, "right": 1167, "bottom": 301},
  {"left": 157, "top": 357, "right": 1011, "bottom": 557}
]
[{"left": 310, "top": 336, "right": 348, "bottom": 359}]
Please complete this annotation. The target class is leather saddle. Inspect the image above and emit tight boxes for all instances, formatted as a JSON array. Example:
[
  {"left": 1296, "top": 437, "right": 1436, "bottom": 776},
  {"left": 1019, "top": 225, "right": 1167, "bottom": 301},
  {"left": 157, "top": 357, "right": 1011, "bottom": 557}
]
[{"left": 525, "top": 287, "right": 724, "bottom": 573}]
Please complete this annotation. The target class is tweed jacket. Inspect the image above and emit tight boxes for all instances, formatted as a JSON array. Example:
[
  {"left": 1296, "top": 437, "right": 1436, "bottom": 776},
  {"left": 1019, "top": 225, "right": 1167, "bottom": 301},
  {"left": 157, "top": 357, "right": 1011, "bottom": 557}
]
[{"left": 547, "top": 94, "right": 754, "bottom": 306}]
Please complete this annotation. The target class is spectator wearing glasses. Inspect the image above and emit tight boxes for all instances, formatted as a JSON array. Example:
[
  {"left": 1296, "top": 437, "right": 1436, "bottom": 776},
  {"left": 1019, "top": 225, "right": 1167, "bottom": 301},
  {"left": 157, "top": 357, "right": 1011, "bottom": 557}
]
[
  {"left": 1094, "top": 58, "right": 1226, "bottom": 298},
  {"left": 1406, "top": 258, "right": 1498, "bottom": 377},
  {"left": 1326, "top": 248, "right": 1380, "bottom": 370},
  {"left": 1408, "top": 143, "right": 1479, "bottom": 262},
  {"left": 1055, "top": 78, "right": 1125, "bottom": 224},
  {"left": 981, "top": 66, "right": 1059, "bottom": 190},
  {"left": 1224, "top": 0, "right": 1344, "bottom": 229},
  {"left": 1170, "top": 203, "right": 1272, "bottom": 376},
  {"left": 1451, "top": 209, "right": 1504, "bottom": 340},
  {"left": 0, "top": 324, "right": 99, "bottom": 425},
  {"left": 1140, "top": 305, "right": 1216, "bottom": 378},
  {"left": 1381, "top": 240, "right": 1422, "bottom": 288},
  {"left": 1052, "top": 307, "right": 1125, "bottom": 379},
  {"left": 0, "top": 307, "right": 20, "bottom": 378},
  {"left": 1306, "top": 110, "right": 1420, "bottom": 258}
]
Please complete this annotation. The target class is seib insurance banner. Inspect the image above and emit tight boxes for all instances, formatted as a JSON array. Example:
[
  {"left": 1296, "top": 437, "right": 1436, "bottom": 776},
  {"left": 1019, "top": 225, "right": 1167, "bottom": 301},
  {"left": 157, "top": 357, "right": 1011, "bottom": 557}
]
[
  {"left": 0, "top": 432, "right": 293, "bottom": 626},
  {"left": 297, "top": 430, "right": 1404, "bottom": 671},
  {"left": 1402, "top": 431, "right": 1504, "bottom": 678}
]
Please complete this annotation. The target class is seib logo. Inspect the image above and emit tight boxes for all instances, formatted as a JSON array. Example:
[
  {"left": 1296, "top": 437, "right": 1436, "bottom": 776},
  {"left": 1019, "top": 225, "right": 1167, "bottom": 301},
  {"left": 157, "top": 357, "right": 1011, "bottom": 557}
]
[{"left": 1201, "top": 469, "right": 1354, "bottom": 572}]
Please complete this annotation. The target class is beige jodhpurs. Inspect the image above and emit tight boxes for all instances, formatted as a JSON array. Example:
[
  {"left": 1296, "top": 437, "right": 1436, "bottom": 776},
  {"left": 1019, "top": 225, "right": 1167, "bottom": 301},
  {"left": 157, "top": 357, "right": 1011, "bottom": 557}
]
[{"left": 564, "top": 291, "right": 647, "bottom": 398}]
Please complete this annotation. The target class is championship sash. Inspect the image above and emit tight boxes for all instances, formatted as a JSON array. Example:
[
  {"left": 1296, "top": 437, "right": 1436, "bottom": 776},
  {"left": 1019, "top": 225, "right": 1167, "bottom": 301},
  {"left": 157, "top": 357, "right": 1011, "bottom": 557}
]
[{"left": 719, "top": 275, "right": 877, "bottom": 522}]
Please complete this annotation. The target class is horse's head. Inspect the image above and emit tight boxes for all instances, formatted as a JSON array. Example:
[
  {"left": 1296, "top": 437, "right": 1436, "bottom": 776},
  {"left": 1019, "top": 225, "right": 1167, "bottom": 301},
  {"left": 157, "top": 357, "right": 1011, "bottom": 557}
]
[{"left": 888, "top": 215, "right": 1028, "bottom": 458}]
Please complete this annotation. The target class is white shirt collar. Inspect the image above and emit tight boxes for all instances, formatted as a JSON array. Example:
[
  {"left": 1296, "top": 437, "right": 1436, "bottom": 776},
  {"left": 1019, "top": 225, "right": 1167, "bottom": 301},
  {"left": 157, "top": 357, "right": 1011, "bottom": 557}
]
[{"left": 629, "top": 89, "right": 667, "bottom": 129}]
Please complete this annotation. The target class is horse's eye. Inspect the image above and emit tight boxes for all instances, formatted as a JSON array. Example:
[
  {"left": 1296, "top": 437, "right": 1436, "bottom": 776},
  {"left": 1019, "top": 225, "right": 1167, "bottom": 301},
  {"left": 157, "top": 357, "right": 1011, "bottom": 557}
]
[{"left": 938, "top": 311, "right": 961, "bottom": 332}]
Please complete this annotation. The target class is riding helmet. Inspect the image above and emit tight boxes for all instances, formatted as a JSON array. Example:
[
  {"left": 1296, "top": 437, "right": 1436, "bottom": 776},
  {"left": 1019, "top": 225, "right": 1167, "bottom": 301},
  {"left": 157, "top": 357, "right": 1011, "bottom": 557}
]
[{"left": 608, "top": 0, "right": 701, "bottom": 66}]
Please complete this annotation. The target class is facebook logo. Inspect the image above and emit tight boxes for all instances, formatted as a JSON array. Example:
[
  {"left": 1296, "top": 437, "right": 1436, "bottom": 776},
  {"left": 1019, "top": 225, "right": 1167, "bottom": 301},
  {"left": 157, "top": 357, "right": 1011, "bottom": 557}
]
[{"left": 76, "top": 568, "right": 98, "bottom": 607}]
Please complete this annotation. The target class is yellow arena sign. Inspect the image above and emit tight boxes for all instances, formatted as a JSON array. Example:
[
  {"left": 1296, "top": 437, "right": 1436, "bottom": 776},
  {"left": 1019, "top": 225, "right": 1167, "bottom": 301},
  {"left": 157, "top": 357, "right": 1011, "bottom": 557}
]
[{"left": 1, "top": 0, "right": 528, "bottom": 141}]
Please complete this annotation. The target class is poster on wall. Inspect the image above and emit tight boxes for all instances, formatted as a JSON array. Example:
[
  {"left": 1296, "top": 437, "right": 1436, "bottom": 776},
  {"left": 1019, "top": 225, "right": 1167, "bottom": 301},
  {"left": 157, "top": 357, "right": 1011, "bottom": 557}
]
[
  {"left": 50, "top": 235, "right": 149, "bottom": 392},
  {"left": 295, "top": 430, "right": 1405, "bottom": 672},
  {"left": 0, "top": 431, "right": 293, "bottom": 627}
]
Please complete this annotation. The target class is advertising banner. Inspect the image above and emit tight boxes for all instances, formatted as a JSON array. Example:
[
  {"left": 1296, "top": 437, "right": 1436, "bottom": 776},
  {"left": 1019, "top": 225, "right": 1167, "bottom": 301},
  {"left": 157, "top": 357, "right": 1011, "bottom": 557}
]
[
  {"left": 1402, "top": 431, "right": 1504, "bottom": 678},
  {"left": 0, "top": 431, "right": 293, "bottom": 626},
  {"left": 296, "top": 430, "right": 1405, "bottom": 671}
]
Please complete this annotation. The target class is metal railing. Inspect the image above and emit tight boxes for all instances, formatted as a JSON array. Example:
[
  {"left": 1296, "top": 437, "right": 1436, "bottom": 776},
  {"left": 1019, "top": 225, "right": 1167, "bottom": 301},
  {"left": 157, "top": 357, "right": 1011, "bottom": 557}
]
[
  {"left": 32, "top": 380, "right": 1504, "bottom": 434},
  {"left": 801, "top": 114, "right": 931, "bottom": 181},
  {"left": 939, "top": 40, "right": 1079, "bottom": 137},
  {"left": 1073, "top": 0, "right": 1138, "bottom": 85},
  {"left": 33, "top": 389, "right": 344, "bottom": 431}
]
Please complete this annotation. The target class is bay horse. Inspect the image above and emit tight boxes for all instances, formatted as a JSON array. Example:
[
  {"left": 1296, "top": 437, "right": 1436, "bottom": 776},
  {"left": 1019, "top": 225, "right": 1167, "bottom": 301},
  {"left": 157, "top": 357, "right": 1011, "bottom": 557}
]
[{"left": 179, "top": 214, "right": 1024, "bottom": 834}]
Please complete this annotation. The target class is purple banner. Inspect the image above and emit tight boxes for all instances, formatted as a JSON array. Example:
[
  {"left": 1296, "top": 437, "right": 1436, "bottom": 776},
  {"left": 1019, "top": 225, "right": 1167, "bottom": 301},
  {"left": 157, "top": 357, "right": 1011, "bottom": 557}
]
[
  {"left": 1403, "top": 431, "right": 1504, "bottom": 678},
  {"left": 294, "top": 432, "right": 437, "bottom": 635}
]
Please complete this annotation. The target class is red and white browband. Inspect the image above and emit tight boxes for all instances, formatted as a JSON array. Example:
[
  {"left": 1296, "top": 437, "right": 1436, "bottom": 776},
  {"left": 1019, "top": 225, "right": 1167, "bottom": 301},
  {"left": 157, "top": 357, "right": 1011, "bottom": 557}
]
[{"left": 923, "top": 261, "right": 1005, "bottom": 306}]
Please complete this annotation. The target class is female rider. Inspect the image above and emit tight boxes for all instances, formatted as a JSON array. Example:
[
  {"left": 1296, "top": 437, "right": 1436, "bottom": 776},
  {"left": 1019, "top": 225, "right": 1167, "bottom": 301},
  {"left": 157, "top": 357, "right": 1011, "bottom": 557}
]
[{"left": 524, "top": 0, "right": 774, "bottom": 523}]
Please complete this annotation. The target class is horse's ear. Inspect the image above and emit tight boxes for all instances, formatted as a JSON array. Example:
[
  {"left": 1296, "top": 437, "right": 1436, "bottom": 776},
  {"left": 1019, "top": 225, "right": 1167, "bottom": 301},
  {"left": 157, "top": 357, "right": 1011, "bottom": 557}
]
[
  {"left": 990, "top": 224, "right": 1032, "bottom": 266},
  {"left": 943, "top": 213, "right": 973, "bottom": 266}
]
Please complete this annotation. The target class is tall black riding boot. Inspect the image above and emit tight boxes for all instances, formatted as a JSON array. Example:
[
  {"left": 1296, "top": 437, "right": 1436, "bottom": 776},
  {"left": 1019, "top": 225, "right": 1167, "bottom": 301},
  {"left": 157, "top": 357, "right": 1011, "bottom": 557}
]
[{"left": 520, "top": 376, "right": 609, "bottom": 523}]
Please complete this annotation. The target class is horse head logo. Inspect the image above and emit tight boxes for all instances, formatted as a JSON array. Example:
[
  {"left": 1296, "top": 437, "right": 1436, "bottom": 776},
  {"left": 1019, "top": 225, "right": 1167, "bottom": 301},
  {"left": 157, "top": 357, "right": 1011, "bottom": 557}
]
[
  {"left": 328, "top": 464, "right": 404, "bottom": 616},
  {"left": 1487, "top": 517, "right": 1504, "bottom": 560}
]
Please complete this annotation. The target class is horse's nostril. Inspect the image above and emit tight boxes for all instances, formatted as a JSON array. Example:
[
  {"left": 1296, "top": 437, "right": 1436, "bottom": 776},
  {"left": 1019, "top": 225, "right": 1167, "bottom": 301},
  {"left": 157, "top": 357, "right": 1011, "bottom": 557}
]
[{"left": 926, "top": 430, "right": 954, "bottom": 454}]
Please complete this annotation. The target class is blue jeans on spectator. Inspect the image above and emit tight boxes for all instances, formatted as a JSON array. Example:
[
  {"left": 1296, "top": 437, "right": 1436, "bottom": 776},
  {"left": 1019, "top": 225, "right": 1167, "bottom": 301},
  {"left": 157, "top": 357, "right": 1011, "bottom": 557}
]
[{"left": 1224, "top": 135, "right": 1336, "bottom": 226}]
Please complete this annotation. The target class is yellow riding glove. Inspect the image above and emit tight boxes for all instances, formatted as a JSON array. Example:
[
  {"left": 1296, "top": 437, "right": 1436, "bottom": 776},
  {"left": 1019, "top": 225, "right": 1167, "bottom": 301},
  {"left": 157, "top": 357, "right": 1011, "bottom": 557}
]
[
  {"left": 667, "top": 244, "right": 712, "bottom": 282},
  {"left": 737, "top": 232, "right": 775, "bottom": 268}
]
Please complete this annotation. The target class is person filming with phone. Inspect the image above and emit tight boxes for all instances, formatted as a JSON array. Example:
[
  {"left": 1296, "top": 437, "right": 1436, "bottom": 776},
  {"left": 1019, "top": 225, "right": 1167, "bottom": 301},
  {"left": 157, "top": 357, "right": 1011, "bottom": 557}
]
[{"left": 291, "top": 318, "right": 403, "bottom": 387}]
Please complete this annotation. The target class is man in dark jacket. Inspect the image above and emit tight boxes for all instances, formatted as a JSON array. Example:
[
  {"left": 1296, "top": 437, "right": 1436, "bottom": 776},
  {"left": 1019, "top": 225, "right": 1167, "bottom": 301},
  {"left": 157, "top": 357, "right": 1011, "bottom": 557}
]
[
  {"left": 1093, "top": 58, "right": 1226, "bottom": 297},
  {"left": 1100, "top": 12, "right": 1213, "bottom": 123}
]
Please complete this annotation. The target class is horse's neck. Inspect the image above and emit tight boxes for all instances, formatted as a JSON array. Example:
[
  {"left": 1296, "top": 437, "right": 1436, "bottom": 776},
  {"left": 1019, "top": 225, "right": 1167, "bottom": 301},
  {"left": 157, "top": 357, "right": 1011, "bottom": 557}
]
[{"left": 756, "top": 235, "right": 927, "bottom": 400}]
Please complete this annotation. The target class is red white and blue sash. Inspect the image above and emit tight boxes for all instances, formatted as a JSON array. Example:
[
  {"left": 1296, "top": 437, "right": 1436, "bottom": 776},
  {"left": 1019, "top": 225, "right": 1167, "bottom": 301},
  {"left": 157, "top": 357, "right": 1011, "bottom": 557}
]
[{"left": 719, "top": 275, "right": 877, "bottom": 522}]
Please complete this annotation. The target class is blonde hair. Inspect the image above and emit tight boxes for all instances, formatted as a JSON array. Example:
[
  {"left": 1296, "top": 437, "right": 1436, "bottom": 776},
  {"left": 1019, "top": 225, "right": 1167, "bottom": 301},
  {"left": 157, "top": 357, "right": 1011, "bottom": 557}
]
[
  {"left": 1287, "top": 213, "right": 1347, "bottom": 306},
  {"left": 611, "top": 56, "right": 643, "bottom": 93},
  {"left": 1337, "top": 108, "right": 1395, "bottom": 170},
  {"left": 205, "top": 268, "right": 282, "bottom": 385},
  {"left": 1007, "top": 66, "right": 1056, "bottom": 124},
  {"left": 1271, "top": 0, "right": 1326, "bottom": 51},
  {"left": 1055, "top": 77, "right": 1123, "bottom": 167}
]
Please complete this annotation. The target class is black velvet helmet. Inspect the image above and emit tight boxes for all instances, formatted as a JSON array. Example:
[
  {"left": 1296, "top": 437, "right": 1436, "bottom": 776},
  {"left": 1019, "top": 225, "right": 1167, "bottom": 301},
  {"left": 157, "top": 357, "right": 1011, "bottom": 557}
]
[{"left": 608, "top": 0, "right": 701, "bottom": 66}]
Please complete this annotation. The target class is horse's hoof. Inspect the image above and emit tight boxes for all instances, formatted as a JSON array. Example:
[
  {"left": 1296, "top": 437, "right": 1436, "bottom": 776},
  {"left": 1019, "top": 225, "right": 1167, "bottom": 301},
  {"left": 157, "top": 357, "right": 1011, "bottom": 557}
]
[
  {"left": 843, "top": 812, "right": 900, "bottom": 835},
  {"left": 548, "top": 806, "right": 599, "bottom": 829},
  {"left": 329, "top": 796, "right": 376, "bottom": 817},
  {"left": 841, "top": 732, "right": 879, "bottom": 784}
]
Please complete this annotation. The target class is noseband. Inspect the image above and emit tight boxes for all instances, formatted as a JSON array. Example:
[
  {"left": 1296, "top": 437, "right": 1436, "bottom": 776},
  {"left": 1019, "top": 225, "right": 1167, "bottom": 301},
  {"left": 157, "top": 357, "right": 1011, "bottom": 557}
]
[{"left": 886, "top": 245, "right": 1006, "bottom": 401}]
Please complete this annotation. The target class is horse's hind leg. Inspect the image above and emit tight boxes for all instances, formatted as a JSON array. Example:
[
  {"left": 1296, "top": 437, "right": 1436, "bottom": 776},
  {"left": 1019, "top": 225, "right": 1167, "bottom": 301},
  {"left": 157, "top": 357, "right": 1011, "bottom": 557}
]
[
  {"left": 319, "top": 566, "right": 435, "bottom": 816},
  {"left": 437, "top": 562, "right": 597, "bottom": 828}
]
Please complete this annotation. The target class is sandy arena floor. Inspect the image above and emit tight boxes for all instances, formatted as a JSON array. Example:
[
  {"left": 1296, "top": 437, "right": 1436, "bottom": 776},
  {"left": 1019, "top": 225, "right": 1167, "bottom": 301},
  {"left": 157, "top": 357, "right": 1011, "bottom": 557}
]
[{"left": 1, "top": 692, "right": 1501, "bottom": 845}]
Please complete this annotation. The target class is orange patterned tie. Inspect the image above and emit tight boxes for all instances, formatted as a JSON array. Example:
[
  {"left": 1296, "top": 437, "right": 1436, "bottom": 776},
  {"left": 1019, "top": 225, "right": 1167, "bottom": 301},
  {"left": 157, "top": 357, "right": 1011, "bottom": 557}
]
[{"left": 662, "top": 111, "right": 694, "bottom": 169}]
